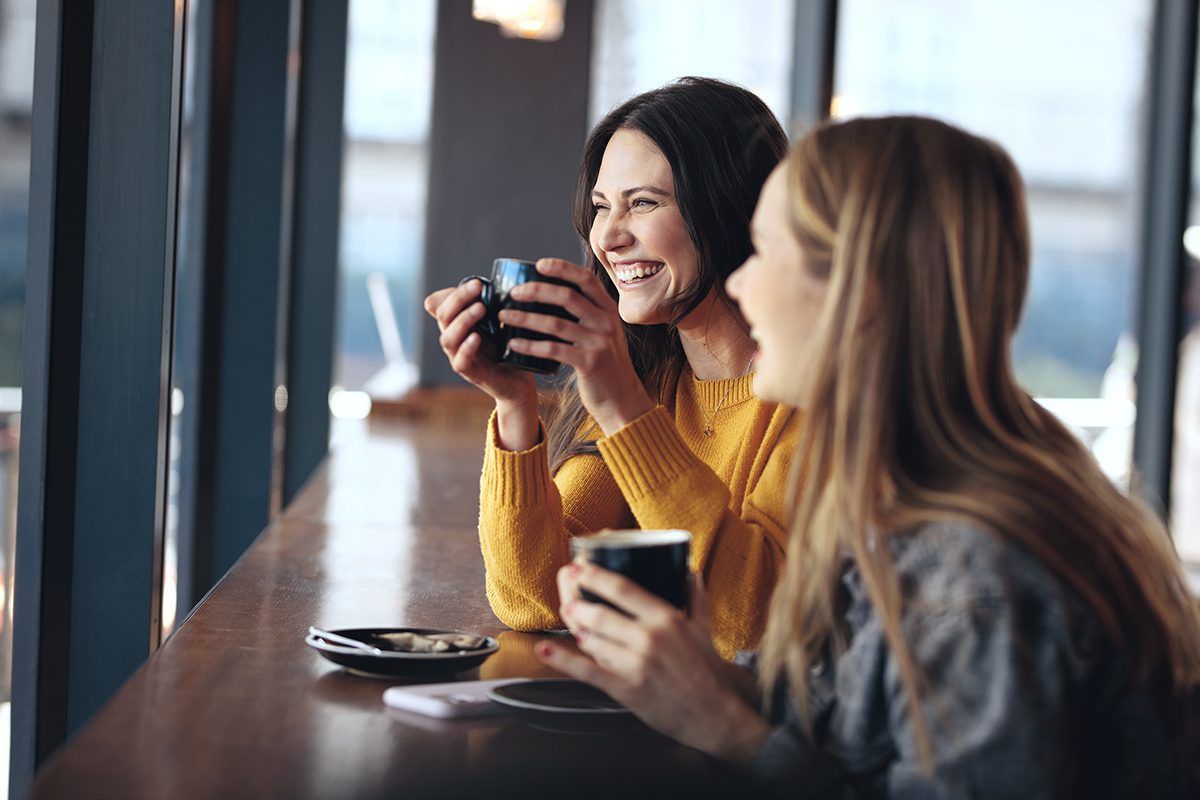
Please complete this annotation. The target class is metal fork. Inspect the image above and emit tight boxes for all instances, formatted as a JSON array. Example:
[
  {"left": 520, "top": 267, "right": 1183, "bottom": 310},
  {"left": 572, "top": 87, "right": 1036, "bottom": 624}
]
[{"left": 308, "top": 626, "right": 384, "bottom": 655}]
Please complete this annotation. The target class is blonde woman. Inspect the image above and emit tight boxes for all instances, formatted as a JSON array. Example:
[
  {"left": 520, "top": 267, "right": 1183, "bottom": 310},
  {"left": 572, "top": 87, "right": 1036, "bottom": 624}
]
[{"left": 539, "top": 116, "right": 1200, "bottom": 796}]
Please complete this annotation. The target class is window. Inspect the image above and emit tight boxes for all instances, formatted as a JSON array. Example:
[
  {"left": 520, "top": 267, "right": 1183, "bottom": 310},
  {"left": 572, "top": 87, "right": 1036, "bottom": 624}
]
[
  {"left": 833, "top": 0, "right": 1152, "bottom": 485},
  {"left": 162, "top": 0, "right": 206, "bottom": 640},
  {"left": 590, "top": 0, "right": 795, "bottom": 127},
  {"left": 333, "top": 0, "right": 436, "bottom": 411},
  {"left": 0, "top": 0, "right": 35, "bottom": 791},
  {"left": 1172, "top": 15, "right": 1200, "bottom": 564}
]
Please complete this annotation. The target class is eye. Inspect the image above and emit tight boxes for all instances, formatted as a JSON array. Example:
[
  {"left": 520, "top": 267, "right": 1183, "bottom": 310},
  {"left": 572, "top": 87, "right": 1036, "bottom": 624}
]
[
  {"left": 631, "top": 198, "right": 657, "bottom": 209},
  {"left": 592, "top": 203, "right": 610, "bottom": 213}
]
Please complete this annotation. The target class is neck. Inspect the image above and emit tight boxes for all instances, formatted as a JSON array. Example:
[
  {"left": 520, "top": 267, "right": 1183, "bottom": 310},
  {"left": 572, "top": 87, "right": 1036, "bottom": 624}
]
[{"left": 676, "top": 291, "right": 756, "bottom": 380}]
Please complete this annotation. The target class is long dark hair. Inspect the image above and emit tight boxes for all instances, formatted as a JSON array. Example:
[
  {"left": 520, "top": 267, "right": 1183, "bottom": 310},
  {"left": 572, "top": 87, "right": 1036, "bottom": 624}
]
[{"left": 546, "top": 77, "right": 788, "bottom": 472}]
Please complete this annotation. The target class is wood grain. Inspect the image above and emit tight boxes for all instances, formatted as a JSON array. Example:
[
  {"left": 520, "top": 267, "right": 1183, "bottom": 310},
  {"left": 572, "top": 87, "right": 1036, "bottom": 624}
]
[{"left": 30, "top": 417, "right": 738, "bottom": 798}]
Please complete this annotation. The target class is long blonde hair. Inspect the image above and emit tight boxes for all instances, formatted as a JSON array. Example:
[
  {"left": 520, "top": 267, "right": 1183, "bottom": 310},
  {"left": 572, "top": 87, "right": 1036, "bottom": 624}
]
[{"left": 758, "top": 116, "right": 1200, "bottom": 765}]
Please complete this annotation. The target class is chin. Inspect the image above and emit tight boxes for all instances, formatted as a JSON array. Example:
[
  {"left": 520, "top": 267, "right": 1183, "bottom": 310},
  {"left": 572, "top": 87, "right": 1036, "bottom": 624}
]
[
  {"left": 617, "top": 301, "right": 671, "bottom": 326},
  {"left": 756, "top": 366, "right": 813, "bottom": 408},
  {"left": 752, "top": 367, "right": 798, "bottom": 405},
  {"left": 751, "top": 372, "right": 781, "bottom": 403}
]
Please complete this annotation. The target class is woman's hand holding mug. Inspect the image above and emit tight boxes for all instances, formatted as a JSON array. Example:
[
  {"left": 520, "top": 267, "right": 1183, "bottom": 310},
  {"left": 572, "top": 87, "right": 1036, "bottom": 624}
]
[
  {"left": 426, "top": 257, "right": 655, "bottom": 448},
  {"left": 501, "top": 258, "right": 654, "bottom": 436},
  {"left": 541, "top": 564, "right": 770, "bottom": 765},
  {"left": 424, "top": 279, "right": 540, "bottom": 450}
]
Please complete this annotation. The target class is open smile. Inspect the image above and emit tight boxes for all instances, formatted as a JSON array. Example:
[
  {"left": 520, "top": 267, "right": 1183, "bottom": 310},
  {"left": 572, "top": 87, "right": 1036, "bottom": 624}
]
[{"left": 612, "top": 261, "right": 665, "bottom": 291}]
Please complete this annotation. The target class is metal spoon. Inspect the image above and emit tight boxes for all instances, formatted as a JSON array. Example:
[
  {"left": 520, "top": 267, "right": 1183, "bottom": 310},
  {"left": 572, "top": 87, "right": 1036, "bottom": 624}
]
[{"left": 308, "top": 626, "right": 384, "bottom": 655}]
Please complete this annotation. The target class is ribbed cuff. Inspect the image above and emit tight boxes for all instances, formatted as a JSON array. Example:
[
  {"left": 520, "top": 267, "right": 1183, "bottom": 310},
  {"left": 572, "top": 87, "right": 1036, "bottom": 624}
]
[
  {"left": 482, "top": 410, "right": 554, "bottom": 506},
  {"left": 596, "top": 405, "right": 698, "bottom": 500}
]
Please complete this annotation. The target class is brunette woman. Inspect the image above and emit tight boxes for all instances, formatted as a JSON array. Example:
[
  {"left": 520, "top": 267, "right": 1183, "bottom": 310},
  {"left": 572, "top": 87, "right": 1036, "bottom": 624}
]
[{"left": 426, "top": 78, "right": 798, "bottom": 657}]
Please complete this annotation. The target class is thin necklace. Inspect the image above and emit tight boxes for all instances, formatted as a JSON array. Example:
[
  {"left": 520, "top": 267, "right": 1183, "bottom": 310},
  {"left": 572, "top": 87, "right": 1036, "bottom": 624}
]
[{"left": 698, "top": 355, "right": 755, "bottom": 437}]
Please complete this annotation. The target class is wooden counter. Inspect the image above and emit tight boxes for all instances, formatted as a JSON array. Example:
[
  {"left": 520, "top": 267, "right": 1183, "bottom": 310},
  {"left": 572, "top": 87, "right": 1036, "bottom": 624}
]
[{"left": 29, "top": 416, "right": 733, "bottom": 799}]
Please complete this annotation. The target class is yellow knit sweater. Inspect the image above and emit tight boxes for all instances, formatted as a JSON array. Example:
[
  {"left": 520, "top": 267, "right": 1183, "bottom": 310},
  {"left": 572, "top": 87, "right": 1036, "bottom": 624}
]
[{"left": 478, "top": 371, "right": 801, "bottom": 658}]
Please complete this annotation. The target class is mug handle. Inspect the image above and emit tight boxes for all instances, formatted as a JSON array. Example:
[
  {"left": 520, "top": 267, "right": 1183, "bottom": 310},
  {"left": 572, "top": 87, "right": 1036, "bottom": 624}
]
[{"left": 457, "top": 275, "right": 495, "bottom": 339}]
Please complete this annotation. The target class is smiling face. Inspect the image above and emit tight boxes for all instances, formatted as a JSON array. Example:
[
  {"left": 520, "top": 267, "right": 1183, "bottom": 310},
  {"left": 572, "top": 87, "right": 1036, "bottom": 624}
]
[
  {"left": 588, "top": 128, "right": 700, "bottom": 325},
  {"left": 726, "top": 164, "right": 829, "bottom": 405}
]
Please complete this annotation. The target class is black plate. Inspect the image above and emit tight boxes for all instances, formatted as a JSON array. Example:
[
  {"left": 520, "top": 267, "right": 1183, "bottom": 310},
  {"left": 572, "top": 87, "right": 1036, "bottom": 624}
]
[
  {"left": 305, "top": 627, "right": 499, "bottom": 679},
  {"left": 487, "top": 679, "right": 638, "bottom": 734}
]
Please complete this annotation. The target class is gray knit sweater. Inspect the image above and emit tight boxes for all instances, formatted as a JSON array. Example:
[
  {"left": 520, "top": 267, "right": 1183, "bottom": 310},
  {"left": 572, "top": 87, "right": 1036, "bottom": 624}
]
[{"left": 747, "top": 522, "right": 1200, "bottom": 799}]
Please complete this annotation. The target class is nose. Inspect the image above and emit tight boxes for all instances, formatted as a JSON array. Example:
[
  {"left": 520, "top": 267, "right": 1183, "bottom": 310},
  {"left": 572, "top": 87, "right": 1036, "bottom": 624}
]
[
  {"left": 593, "top": 210, "right": 634, "bottom": 253},
  {"left": 726, "top": 263, "right": 744, "bottom": 300}
]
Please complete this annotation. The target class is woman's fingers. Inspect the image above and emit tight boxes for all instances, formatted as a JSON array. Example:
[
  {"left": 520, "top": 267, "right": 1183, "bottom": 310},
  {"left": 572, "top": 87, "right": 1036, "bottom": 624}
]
[
  {"left": 498, "top": 308, "right": 589, "bottom": 344},
  {"left": 423, "top": 286, "right": 457, "bottom": 318},
  {"left": 507, "top": 280, "right": 606, "bottom": 328},
  {"left": 556, "top": 562, "right": 583, "bottom": 622},
  {"left": 575, "top": 564, "right": 680, "bottom": 625},
  {"left": 506, "top": 338, "right": 584, "bottom": 370},
  {"left": 451, "top": 332, "right": 485, "bottom": 376},
  {"left": 571, "top": 624, "right": 652, "bottom": 677},
  {"left": 563, "top": 598, "right": 650, "bottom": 651},
  {"left": 439, "top": 302, "right": 487, "bottom": 356},
  {"left": 688, "top": 572, "right": 712, "bottom": 630},
  {"left": 536, "top": 640, "right": 625, "bottom": 698},
  {"left": 433, "top": 280, "right": 484, "bottom": 331},
  {"left": 534, "top": 258, "right": 618, "bottom": 311}
]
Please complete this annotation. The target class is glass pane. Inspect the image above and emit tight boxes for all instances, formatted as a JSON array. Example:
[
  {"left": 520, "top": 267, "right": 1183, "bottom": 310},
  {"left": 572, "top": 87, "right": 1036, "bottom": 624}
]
[
  {"left": 1172, "top": 16, "right": 1200, "bottom": 566},
  {"left": 0, "top": 0, "right": 36, "bottom": 792},
  {"left": 163, "top": 0, "right": 208, "bottom": 638},
  {"left": 1179, "top": 243, "right": 1200, "bottom": 564},
  {"left": 333, "top": 0, "right": 435, "bottom": 417},
  {"left": 833, "top": 0, "right": 1151, "bottom": 486},
  {"left": 590, "top": 0, "right": 795, "bottom": 128}
]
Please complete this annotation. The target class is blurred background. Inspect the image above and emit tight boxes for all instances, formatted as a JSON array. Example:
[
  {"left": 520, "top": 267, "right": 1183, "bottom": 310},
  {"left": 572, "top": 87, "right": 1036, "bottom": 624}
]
[
  {"left": 328, "top": 0, "right": 1199, "bottom": 552},
  {"left": 2, "top": 1, "right": 1199, "bottom": 795}
]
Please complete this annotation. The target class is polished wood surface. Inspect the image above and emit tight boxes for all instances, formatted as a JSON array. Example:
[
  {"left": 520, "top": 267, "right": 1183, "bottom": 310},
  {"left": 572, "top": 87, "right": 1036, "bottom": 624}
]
[{"left": 30, "top": 416, "right": 731, "bottom": 799}]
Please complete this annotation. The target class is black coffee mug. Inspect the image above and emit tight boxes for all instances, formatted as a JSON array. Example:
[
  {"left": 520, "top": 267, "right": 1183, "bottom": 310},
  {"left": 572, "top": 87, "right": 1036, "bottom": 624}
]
[
  {"left": 458, "top": 258, "right": 578, "bottom": 375},
  {"left": 570, "top": 529, "right": 692, "bottom": 611}
]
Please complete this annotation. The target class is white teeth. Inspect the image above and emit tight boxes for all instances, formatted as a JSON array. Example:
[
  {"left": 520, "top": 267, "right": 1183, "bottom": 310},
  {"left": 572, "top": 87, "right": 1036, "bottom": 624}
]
[{"left": 616, "top": 263, "right": 662, "bottom": 283}]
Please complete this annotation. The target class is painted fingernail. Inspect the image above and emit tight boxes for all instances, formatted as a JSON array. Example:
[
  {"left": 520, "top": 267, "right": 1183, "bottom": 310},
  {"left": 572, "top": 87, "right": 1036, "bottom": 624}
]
[{"left": 537, "top": 643, "right": 553, "bottom": 659}]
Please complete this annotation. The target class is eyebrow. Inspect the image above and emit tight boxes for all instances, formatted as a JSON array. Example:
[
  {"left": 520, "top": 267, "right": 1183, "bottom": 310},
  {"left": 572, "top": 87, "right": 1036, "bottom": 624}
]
[{"left": 590, "top": 185, "right": 671, "bottom": 200}]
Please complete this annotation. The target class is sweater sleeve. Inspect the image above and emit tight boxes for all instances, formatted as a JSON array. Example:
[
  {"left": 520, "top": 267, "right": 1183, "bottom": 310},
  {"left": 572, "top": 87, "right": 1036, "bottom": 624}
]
[
  {"left": 596, "top": 405, "right": 795, "bottom": 657},
  {"left": 752, "top": 603, "right": 1077, "bottom": 799},
  {"left": 478, "top": 411, "right": 632, "bottom": 631}
]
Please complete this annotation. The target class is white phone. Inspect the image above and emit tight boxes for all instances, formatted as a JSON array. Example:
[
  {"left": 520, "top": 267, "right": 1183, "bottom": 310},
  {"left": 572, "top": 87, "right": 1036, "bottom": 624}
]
[{"left": 382, "top": 678, "right": 530, "bottom": 719}]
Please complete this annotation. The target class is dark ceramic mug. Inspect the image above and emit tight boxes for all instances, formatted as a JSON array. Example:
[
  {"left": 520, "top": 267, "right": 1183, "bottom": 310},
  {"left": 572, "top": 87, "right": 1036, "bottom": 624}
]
[
  {"left": 570, "top": 529, "right": 692, "bottom": 611},
  {"left": 458, "top": 258, "right": 578, "bottom": 375}
]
